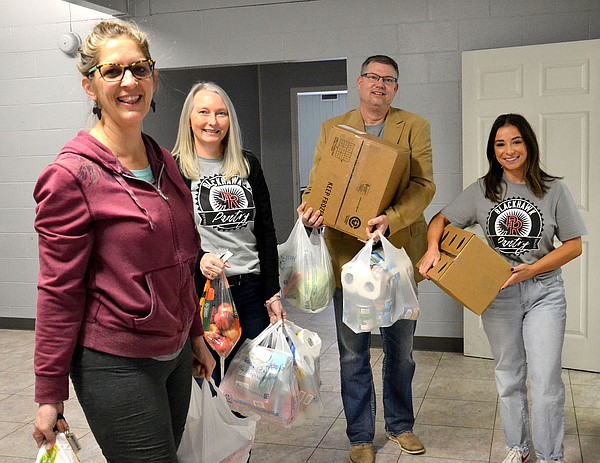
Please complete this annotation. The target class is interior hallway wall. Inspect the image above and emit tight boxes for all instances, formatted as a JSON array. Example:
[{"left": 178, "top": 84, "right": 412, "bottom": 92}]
[{"left": 1, "top": 0, "right": 599, "bottom": 340}]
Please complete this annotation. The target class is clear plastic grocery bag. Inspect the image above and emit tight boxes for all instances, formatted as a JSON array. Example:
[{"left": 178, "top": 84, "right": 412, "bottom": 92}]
[
  {"left": 282, "top": 321, "right": 324, "bottom": 424},
  {"left": 219, "top": 320, "right": 300, "bottom": 427},
  {"left": 177, "top": 378, "right": 259, "bottom": 463},
  {"left": 34, "top": 432, "right": 79, "bottom": 463},
  {"left": 200, "top": 274, "right": 242, "bottom": 379},
  {"left": 341, "top": 234, "right": 419, "bottom": 333},
  {"left": 278, "top": 219, "right": 335, "bottom": 313},
  {"left": 380, "top": 234, "right": 420, "bottom": 322}
]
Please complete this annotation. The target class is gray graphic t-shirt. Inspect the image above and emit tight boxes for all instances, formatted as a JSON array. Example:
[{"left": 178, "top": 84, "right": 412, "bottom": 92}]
[
  {"left": 191, "top": 157, "right": 260, "bottom": 276},
  {"left": 442, "top": 177, "right": 587, "bottom": 270}
]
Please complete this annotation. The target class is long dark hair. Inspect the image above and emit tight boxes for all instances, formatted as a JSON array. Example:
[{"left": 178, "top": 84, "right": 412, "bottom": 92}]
[{"left": 483, "top": 113, "right": 561, "bottom": 203}]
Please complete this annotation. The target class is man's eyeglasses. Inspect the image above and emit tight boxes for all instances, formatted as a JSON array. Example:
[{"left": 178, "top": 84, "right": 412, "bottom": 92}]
[
  {"left": 360, "top": 73, "right": 398, "bottom": 85},
  {"left": 87, "top": 59, "right": 156, "bottom": 82}
]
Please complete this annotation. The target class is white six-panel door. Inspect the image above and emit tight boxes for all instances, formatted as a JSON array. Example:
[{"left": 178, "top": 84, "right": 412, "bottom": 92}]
[{"left": 462, "top": 39, "right": 600, "bottom": 372}]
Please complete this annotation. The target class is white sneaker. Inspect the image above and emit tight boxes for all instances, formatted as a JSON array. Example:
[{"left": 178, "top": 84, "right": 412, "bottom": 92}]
[
  {"left": 502, "top": 447, "right": 531, "bottom": 463},
  {"left": 538, "top": 460, "right": 564, "bottom": 463}
]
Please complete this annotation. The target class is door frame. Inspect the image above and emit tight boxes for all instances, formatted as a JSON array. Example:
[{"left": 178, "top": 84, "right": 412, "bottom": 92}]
[{"left": 290, "top": 86, "right": 347, "bottom": 213}]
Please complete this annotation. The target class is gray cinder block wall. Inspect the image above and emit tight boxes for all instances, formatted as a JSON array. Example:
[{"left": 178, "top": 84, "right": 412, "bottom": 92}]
[{"left": 1, "top": 0, "right": 599, "bottom": 339}]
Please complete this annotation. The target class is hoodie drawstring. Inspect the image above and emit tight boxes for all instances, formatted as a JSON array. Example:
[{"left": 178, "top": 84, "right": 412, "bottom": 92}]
[{"left": 113, "top": 174, "right": 156, "bottom": 230}]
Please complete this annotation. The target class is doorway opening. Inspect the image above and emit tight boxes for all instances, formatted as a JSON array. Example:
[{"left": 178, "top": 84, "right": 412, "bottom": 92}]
[{"left": 291, "top": 88, "right": 348, "bottom": 206}]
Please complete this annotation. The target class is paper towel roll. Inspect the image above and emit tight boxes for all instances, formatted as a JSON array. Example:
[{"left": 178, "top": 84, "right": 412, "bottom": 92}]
[{"left": 342, "top": 265, "right": 386, "bottom": 300}]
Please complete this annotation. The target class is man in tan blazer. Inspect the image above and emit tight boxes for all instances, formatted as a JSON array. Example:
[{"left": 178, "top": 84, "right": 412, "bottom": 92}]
[{"left": 300, "top": 55, "right": 435, "bottom": 463}]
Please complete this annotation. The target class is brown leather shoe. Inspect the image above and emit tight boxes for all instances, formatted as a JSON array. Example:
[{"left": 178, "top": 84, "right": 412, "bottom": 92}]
[
  {"left": 386, "top": 431, "right": 425, "bottom": 454},
  {"left": 349, "top": 443, "right": 374, "bottom": 463}
]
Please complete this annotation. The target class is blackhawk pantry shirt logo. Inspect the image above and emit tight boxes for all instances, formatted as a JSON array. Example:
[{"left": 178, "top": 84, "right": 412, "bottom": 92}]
[
  {"left": 486, "top": 196, "right": 543, "bottom": 257},
  {"left": 194, "top": 174, "right": 255, "bottom": 231}
]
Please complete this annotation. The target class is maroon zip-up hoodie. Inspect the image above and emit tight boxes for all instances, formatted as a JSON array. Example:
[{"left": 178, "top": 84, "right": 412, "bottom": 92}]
[{"left": 33, "top": 131, "right": 202, "bottom": 404}]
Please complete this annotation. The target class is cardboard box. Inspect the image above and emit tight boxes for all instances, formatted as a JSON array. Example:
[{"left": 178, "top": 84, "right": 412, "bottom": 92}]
[
  {"left": 304, "top": 125, "right": 408, "bottom": 240},
  {"left": 421, "top": 225, "right": 512, "bottom": 315}
]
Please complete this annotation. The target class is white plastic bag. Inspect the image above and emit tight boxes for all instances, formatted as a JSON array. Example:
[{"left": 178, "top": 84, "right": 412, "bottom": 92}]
[
  {"left": 177, "top": 378, "right": 259, "bottom": 463},
  {"left": 278, "top": 219, "right": 335, "bottom": 313},
  {"left": 35, "top": 433, "right": 79, "bottom": 463},
  {"left": 220, "top": 320, "right": 300, "bottom": 427},
  {"left": 380, "top": 234, "right": 420, "bottom": 322},
  {"left": 341, "top": 235, "right": 419, "bottom": 333},
  {"left": 282, "top": 321, "right": 324, "bottom": 424}
]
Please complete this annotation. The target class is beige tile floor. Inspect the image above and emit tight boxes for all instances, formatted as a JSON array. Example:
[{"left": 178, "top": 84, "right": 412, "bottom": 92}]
[{"left": 1, "top": 305, "right": 599, "bottom": 462}]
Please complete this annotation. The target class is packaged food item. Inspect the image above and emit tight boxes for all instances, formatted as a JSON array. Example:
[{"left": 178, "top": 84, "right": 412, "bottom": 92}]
[
  {"left": 201, "top": 273, "right": 242, "bottom": 366},
  {"left": 220, "top": 321, "right": 300, "bottom": 426},
  {"left": 342, "top": 235, "right": 419, "bottom": 333}
]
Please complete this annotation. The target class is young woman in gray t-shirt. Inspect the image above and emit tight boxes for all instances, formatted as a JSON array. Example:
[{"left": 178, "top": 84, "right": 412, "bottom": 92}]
[{"left": 419, "top": 114, "right": 586, "bottom": 463}]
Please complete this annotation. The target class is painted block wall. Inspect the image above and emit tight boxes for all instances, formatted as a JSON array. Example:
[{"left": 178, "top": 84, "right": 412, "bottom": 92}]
[{"left": 1, "top": 0, "right": 599, "bottom": 339}]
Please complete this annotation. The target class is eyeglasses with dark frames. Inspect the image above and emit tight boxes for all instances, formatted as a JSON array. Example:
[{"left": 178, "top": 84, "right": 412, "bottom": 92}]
[
  {"left": 360, "top": 73, "right": 398, "bottom": 85},
  {"left": 87, "top": 59, "right": 156, "bottom": 82}
]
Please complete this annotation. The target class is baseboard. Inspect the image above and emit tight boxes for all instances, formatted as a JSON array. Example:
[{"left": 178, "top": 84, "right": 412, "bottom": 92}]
[{"left": 0, "top": 317, "right": 35, "bottom": 330}]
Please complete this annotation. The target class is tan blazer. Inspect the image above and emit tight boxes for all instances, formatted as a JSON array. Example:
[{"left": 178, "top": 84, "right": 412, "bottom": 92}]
[{"left": 303, "top": 107, "right": 436, "bottom": 287}]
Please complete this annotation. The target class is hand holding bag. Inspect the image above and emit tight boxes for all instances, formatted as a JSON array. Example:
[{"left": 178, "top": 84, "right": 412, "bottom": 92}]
[
  {"left": 341, "top": 235, "right": 419, "bottom": 333},
  {"left": 278, "top": 219, "right": 335, "bottom": 313},
  {"left": 177, "top": 378, "right": 259, "bottom": 463}
]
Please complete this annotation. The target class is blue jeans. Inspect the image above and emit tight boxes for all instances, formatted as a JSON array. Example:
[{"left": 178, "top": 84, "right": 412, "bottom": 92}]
[
  {"left": 70, "top": 339, "right": 192, "bottom": 463},
  {"left": 482, "top": 273, "right": 566, "bottom": 461},
  {"left": 333, "top": 288, "right": 416, "bottom": 444}
]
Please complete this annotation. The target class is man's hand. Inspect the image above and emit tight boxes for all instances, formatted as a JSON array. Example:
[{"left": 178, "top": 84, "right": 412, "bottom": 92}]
[
  {"left": 297, "top": 202, "right": 323, "bottom": 229},
  {"left": 366, "top": 214, "right": 389, "bottom": 241}
]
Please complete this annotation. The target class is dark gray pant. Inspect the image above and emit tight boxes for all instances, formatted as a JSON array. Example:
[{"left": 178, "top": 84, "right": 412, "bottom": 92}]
[{"left": 70, "top": 339, "right": 192, "bottom": 463}]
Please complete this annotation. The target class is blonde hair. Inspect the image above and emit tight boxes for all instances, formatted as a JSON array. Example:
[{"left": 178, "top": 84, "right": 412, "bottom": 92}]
[
  {"left": 173, "top": 82, "right": 248, "bottom": 181},
  {"left": 77, "top": 19, "right": 151, "bottom": 76}
]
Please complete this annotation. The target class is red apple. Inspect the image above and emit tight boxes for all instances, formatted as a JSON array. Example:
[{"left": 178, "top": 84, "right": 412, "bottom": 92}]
[
  {"left": 223, "top": 326, "right": 241, "bottom": 344},
  {"left": 214, "top": 310, "right": 234, "bottom": 331}
]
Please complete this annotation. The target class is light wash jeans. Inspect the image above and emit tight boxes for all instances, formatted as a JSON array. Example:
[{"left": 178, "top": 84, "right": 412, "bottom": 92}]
[
  {"left": 482, "top": 272, "right": 566, "bottom": 462},
  {"left": 333, "top": 288, "right": 417, "bottom": 444}
]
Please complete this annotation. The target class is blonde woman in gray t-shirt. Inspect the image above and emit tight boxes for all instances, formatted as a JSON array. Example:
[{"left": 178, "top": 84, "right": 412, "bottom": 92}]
[{"left": 173, "top": 82, "right": 285, "bottom": 385}]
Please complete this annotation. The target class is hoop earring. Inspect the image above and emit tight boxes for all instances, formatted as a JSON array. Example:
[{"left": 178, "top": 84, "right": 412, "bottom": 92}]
[
  {"left": 92, "top": 105, "right": 102, "bottom": 120},
  {"left": 150, "top": 99, "right": 156, "bottom": 113}
]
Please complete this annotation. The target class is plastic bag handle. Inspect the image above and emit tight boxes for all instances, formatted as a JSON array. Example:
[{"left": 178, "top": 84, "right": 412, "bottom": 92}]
[
  {"left": 243, "top": 319, "right": 283, "bottom": 350},
  {"left": 380, "top": 235, "right": 416, "bottom": 278},
  {"left": 349, "top": 237, "right": 375, "bottom": 268}
]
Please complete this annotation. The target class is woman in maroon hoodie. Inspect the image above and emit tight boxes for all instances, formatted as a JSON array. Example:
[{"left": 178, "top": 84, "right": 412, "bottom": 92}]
[{"left": 32, "top": 20, "right": 215, "bottom": 462}]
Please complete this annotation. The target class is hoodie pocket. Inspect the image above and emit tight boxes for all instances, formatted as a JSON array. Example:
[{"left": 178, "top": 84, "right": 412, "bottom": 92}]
[{"left": 132, "top": 263, "right": 196, "bottom": 335}]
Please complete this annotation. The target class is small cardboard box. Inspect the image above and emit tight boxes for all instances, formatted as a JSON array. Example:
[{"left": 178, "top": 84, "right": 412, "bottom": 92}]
[
  {"left": 304, "top": 125, "right": 408, "bottom": 240},
  {"left": 421, "top": 225, "right": 512, "bottom": 315}
]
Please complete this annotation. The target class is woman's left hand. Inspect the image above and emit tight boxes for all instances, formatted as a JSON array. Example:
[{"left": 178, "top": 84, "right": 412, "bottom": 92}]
[
  {"left": 266, "top": 297, "right": 286, "bottom": 324},
  {"left": 501, "top": 264, "right": 533, "bottom": 289}
]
